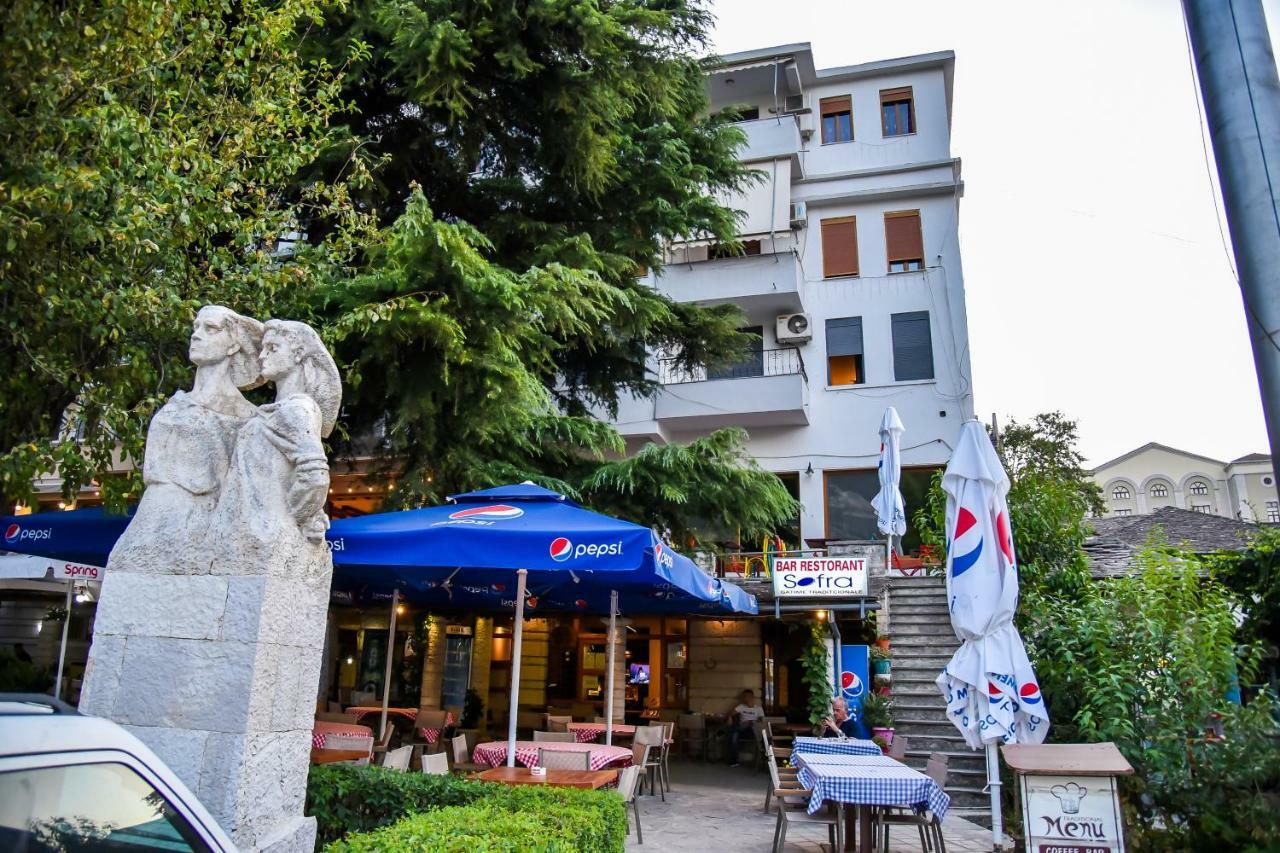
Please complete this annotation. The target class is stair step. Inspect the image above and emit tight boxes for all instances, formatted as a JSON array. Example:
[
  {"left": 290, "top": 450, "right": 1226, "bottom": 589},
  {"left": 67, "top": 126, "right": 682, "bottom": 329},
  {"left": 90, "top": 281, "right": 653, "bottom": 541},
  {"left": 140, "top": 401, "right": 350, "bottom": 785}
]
[
  {"left": 890, "top": 613, "right": 956, "bottom": 625},
  {"left": 887, "top": 604, "right": 951, "bottom": 616}
]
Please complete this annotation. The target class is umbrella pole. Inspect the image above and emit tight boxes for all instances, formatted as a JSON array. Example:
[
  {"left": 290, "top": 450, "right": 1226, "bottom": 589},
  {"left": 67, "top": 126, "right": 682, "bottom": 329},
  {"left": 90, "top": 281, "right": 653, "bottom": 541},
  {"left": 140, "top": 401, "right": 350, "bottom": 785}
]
[
  {"left": 378, "top": 589, "right": 399, "bottom": 742},
  {"left": 987, "top": 741, "right": 1004, "bottom": 849},
  {"left": 506, "top": 569, "right": 528, "bottom": 767},
  {"left": 54, "top": 580, "right": 72, "bottom": 701},
  {"left": 605, "top": 590, "right": 618, "bottom": 746}
]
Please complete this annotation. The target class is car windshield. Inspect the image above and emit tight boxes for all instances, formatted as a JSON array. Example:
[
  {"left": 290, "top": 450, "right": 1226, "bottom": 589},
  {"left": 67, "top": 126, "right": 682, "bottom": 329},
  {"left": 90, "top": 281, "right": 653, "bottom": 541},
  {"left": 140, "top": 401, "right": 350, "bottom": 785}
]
[{"left": 0, "top": 762, "right": 212, "bottom": 852}]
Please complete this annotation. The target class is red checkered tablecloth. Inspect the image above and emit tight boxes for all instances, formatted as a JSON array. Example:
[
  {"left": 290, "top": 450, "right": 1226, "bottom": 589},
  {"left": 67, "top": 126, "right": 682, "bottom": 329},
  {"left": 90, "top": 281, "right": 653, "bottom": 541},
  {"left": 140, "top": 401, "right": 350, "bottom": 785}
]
[
  {"left": 345, "top": 706, "right": 419, "bottom": 724},
  {"left": 417, "top": 711, "right": 455, "bottom": 744},
  {"left": 565, "top": 723, "right": 637, "bottom": 743},
  {"left": 312, "top": 721, "right": 373, "bottom": 749},
  {"left": 471, "top": 740, "right": 632, "bottom": 771}
]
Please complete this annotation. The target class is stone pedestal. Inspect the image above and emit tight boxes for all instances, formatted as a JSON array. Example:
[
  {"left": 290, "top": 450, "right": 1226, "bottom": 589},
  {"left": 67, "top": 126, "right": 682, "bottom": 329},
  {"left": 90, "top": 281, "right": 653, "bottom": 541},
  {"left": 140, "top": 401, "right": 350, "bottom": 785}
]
[{"left": 81, "top": 545, "right": 332, "bottom": 851}]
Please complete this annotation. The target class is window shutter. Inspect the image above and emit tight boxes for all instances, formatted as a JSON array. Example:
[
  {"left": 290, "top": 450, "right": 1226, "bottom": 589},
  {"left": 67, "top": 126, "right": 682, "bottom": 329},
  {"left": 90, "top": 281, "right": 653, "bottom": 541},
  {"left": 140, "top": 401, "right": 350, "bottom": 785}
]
[
  {"left": 826, "top": 317, "right": 863, "bottom": 357},
  {"left": 892, "top": 311, "right": 934, "bottom": 381},
  {"left": 821, "top": 216, "right": 859, "bottom": 277},
  {"left": 820, "top": 95, "right": 851, "bottom": 116},
  {"left": 885, "top": 211, "right": 924, "bottom": 263},
  {"left": 879, "top": 86, "right": 913, "bottom": 104}
]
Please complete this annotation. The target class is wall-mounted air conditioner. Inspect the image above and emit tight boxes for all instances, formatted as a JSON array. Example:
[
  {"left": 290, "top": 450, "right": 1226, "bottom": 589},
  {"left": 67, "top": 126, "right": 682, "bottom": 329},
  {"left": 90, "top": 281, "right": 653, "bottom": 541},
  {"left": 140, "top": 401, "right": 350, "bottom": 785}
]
[
  {"left": 784, "top": 94, "right": 804, "bottom": 113},
  {"left": 789, "top": 202, "right": 807, "bottom": 229},
  {"left": 776, "top": 313, "right": 813, "bottom": 344}
]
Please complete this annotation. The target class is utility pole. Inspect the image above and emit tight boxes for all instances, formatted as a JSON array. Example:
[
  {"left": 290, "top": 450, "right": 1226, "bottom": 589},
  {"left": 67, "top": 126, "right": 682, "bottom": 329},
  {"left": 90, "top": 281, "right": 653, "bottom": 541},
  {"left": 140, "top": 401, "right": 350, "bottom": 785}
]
[{"left": 1183, "top": 0, "right": 1280, "bottom": 485}]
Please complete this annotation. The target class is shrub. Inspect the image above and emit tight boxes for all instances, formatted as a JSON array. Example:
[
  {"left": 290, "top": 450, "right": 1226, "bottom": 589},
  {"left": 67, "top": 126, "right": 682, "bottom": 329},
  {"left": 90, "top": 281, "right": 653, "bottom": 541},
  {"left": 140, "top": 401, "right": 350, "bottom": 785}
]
[{"left": 307, "top": 764, "right": 626, "bottom": 852}]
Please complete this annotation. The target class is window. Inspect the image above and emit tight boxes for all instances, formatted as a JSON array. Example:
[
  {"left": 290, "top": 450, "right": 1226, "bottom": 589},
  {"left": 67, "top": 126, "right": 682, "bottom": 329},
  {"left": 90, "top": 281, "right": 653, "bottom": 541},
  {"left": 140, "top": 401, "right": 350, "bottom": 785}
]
[
  {"left": 891, "top": 311, "right": 934, "bottom": 381},
  {"left": 710, "top": 239, "right": 762, "bottom": 259},
  {"left": 1190, "top": 481, "right": 1210, "bottom": 496},
  {"left": 1112, "top": 486, "right": 1131, "bottom": 500},
  {"left": 1264, "top": 476, "right": 1274, "bottom": 486},
  {"left": 1192, "top": 504, "right": 1212, "bottom": 514},
  {"left": 1149, "top": 483, "right": 1169, "bottom": 498},
  {"left": 825, "top": 467, "right": 939, "bottom": 552},
  {"left": 820, "top": 95, "right": 853, "bottom": 144},
  {"left": 1268, "top": 501, "right": 1279, "bottom": 523},
  {"left": 707, "top": 326, "right": 763, "bottom": 380},
  {"left": 880, "top": 86, "right": 915, "bottom": 136},
  {"left": 826, "top": 317, "right": 864, "bottom": 385},
  {"left": 0, "top": 762, "right": 210, "bottom": 851},
  {"left": 885, "top": 210, "right": 924, "bottom": 272},
  {"left": 1114, "top": 508, "right": 1132, "bottom": 517},
  {"left": 820, "top": 216, "right": 859, "bottom": 278}
]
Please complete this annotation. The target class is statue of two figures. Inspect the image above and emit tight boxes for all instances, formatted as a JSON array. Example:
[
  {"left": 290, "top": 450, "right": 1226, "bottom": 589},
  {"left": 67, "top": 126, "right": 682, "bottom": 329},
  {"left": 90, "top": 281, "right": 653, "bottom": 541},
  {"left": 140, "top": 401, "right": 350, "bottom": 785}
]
[
  {"left": 80, "top": 306, "right": 341, "bottom": 852},
  {"left": 112, "top": 305, "right": 340, "bottom": 568}
]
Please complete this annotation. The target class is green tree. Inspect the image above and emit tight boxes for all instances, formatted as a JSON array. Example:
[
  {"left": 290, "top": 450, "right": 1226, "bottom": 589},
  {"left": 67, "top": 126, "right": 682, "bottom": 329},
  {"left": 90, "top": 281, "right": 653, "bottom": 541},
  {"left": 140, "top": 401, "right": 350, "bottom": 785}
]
[
  {"left": 1207, "top": 526, "right": 1280, "bottom": 688},
  {"left": 0, "top": 0, "right": 370, "bottom": 508}
]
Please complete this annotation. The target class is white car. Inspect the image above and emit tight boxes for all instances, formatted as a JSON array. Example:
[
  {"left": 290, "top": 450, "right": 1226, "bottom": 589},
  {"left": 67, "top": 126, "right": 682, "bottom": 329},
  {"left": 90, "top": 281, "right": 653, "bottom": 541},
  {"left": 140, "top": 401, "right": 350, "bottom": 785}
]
[{"left": 0, "top": 694, "right": 236, "bottom": 852}]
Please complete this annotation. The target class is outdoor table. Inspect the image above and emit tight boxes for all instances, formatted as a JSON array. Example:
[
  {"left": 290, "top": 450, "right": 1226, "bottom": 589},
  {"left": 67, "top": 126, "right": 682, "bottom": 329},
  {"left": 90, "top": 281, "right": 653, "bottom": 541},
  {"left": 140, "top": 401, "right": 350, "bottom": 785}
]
[
  {"left": 345, "top": 705, "right": 418, "bottom": 724},
  {"left": 565, "top": 722, "right": 636, "bottom": 743},
  {"left": 310, "top": 748, "right": 371, "bottom": 765},
  {"left": 416, "top": 711, "right": 455, "bottom": 744},
  {"left": 793, "top": 752, "right": 950, "bottom": 853},
  {"left": 791, "top": 735, "right": 881, "bottom": 757},
  {"left": 475, "top": 766, "right": 619, "bottom": 790},
  {"left": 312, "top": 720, "right": 373, "bottom": 749},
  {"left": 471, "top": 740, "right": 632, "bottom": 771}
]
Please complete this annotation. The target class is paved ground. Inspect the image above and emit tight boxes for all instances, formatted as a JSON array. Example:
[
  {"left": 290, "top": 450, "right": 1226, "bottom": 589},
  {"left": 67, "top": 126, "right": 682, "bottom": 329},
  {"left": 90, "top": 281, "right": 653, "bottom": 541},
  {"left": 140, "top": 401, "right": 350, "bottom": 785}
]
[{"left": 627, "top": 759, "right": 995, "bottom": 853}]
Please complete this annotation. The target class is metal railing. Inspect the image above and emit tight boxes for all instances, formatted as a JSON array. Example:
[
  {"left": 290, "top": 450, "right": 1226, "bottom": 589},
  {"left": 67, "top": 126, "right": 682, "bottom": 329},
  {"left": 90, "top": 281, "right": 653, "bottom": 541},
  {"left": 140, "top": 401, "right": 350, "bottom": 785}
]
[
  {"left": 657, "top": 347, "right": 807, "bottom": 386},
  {"left": 711, "top": 549, "right": 826, "bottom": 581}
]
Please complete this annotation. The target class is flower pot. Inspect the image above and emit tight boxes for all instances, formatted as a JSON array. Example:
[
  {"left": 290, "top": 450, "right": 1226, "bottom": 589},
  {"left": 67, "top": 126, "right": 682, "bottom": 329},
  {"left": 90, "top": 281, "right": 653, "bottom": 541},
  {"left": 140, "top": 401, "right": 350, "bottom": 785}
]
[
  {"left": 873, "top": 659, "right": 891, "bottom": 675},
  {"left": 871, "top": 727, "right": 894, "bottom": 752},
  {"left": 874, "top": 673, "right": 891, "bottom": 687},
  {"left": 874, "top": 636, "right": 890, "bottom": 650}
]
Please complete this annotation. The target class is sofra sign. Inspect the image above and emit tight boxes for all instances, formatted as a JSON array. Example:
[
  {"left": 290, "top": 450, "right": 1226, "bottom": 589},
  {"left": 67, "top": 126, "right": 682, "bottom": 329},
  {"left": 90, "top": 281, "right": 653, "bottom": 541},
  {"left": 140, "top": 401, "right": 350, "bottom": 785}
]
[{"left": 771, "top": 556, "right": 868, "bottom": 598}]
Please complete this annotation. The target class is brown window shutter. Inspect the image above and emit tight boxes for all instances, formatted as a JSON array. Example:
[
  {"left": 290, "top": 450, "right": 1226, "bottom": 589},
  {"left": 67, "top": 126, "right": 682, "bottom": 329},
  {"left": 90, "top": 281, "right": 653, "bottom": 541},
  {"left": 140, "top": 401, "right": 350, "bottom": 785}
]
[
  {"left": 820, "top": 95, "right": 852, "bottom": 116},
  {"left": 879, "top": 86, "right": 913, "bottom": 104},
  {"left": 821, "top": 216, "right": 859, "bottom": 278},
  {"left": 884, "top": 210, "right": 923, "bottom": 262}
]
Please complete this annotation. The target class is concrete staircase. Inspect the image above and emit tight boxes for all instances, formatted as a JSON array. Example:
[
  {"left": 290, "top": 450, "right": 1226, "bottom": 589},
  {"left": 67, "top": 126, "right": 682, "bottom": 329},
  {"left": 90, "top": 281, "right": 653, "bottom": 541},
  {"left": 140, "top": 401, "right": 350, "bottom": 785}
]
[{"left": 885, "top": 573, "right": 991, "bottom": 827}]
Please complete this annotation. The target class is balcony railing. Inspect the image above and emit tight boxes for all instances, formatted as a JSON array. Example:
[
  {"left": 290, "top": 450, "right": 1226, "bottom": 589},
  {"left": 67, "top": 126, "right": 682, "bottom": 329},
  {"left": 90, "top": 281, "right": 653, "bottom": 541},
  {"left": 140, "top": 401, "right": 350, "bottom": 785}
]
[
  {"left": 657, "top": 346, "right": 807, "bottom": 386},
  {"left": 713, "top": 549, "right": 825, "bottom": 581}
]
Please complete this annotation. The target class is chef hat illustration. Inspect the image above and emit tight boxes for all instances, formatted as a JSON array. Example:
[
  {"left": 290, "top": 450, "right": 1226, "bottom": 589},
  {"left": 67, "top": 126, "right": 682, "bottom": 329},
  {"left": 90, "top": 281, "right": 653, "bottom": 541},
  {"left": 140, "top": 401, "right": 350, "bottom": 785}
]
[{"left": 1050, "top": 782, "right": 1087, "bottom": 814}]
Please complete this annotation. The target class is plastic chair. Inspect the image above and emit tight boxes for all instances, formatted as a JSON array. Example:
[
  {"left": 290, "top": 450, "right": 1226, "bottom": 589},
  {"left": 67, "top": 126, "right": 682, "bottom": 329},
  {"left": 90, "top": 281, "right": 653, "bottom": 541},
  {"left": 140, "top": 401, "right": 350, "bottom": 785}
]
[
  {"left": 380, "top": 745, "right": 413, "bottom": 771},
  {"left": 533, "top": 730, "right": 575, "bottom": 742},
  {"left": 874, "top": 753, "right": 948, "bottom": 853},
  {"left": 450, "top": 734, "right": 487, "bottom": 775},
  {"left": 647, "top": 720, "right": 674, "bottom": 793},
  {"left": 420, "top": 751, "right": 450, "bottom": 775},
  {"left": 629, "top": 742, "right": 651, "bottom": 795},
  {"left": 617, "top": 764, "right": 644, "bottom": 844},
  {"left": 633, "top": 726, "right": 666, "bottom": 801},
  {"left": 889, "top": 734, "right": 909, "bottom": 761},
  {"left": 538, "top": 748, "right": 591, "bottom": 770}
]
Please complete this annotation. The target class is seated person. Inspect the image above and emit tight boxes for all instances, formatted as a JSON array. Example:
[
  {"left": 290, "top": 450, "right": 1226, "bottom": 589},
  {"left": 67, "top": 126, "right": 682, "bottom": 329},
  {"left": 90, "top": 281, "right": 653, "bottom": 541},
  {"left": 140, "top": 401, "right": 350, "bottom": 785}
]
[
  {"left": 820, "top": 697, "right": 871, "bottom": 740},
  {"left": 725, "top": 689, "right": 765, "bottom": 767}
]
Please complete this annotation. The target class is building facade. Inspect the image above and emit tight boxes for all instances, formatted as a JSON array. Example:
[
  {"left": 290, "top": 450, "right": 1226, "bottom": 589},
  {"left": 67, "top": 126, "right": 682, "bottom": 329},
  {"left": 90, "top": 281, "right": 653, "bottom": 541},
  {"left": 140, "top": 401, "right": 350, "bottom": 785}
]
[
  {"left": 1090, "top": 442, "right": 1277, "bottom": 522},
  {"left": 607, "top": 43, "right": 975, "bottom": 549}
]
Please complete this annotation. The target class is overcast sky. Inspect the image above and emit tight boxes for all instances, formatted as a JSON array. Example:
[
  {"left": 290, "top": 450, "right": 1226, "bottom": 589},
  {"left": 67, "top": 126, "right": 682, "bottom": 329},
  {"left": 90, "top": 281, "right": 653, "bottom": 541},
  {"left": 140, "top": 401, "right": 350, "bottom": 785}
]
[{"left": 709, "top": 0, "right": 1278, "bottom": 467}]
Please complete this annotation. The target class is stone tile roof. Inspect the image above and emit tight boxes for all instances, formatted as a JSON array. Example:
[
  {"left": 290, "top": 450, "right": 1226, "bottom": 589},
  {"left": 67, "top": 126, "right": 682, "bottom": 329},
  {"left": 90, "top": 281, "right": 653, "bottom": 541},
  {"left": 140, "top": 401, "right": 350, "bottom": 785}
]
[
  {"left": 1084, "top": 506, "right": 1260, "bottom": 578},
  {"left": 1229, "top": 452, "right": 1272, "bottom": 464}
]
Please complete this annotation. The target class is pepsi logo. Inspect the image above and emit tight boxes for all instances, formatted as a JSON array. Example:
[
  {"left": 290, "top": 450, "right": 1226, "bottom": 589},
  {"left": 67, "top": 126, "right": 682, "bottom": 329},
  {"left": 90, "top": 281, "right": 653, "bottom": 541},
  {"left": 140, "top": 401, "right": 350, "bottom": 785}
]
[
  {"left": 4, "top": 524, "right": 18, "bottom": 544},
  {"left": 995, "top": 511, "right": 1015, "bottom": 565},
  {"left": 526, "top": 596, "right": 538, "bottom": 609},
  {"left": 574, "top": 599, "right": 587, "bottom": 609},
  {"left": 3, "top": 523, "right": 50, "bottom": 545},
  {"left": 841, "top": 670, "right": 864, "bottom": 699},
  {"left": 490, "top": 583, "right": 506, "bottom": 593},
  {"left": 950, "top": 506, "right": 983, "bottom": 578},
  {"left": 448, "top": 504, "right": 524, "bottom": 521},
  {"left": 987, "top": 680, "right": 1002, "bottom": 697},
  {"left": 1019, "top": 682, "right": 1042, "bottom": 705},
  {"left": 549, "top": 537, "right": 573, "bottom": 562}
]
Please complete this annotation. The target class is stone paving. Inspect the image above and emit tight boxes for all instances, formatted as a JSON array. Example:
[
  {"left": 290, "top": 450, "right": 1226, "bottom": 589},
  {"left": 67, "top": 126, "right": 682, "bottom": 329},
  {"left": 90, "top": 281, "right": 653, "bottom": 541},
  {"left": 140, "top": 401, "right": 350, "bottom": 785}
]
[{"left": 627, "top": 759, "right": 996, "bottom": 853}]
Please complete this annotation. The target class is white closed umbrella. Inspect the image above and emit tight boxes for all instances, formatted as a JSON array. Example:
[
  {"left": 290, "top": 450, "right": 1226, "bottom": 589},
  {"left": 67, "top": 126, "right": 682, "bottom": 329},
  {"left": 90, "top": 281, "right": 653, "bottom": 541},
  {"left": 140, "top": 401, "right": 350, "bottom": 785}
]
[
  {"left": 935, "top": 420, "right": 1049, "bottom": 848},
  {"left": 871, "top": 408, "right": 907, "bottom": 574}
]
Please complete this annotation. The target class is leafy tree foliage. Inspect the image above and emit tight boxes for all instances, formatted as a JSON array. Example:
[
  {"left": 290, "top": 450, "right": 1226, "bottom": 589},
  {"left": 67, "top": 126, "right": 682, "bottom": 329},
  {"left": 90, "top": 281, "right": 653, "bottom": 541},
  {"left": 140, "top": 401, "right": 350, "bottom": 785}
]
[
  {"left": 1208, "top": 526, "right": 1280, "bottom": 688},
  {"left": 0, "top": 0, "right": 370, "bottom": 507}
]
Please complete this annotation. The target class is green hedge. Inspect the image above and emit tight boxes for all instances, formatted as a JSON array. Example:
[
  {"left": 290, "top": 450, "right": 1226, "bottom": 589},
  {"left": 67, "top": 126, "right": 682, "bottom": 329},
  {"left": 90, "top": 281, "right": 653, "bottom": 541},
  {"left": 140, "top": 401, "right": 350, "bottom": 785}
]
[{"left": 306, "top": 764, "right": 625, "bottom": 852}]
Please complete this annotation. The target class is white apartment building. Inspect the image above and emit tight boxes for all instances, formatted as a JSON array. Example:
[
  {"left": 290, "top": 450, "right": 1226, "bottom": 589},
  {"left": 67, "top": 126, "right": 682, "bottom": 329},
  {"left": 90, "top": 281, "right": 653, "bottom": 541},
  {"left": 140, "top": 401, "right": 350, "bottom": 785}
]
[
  {"left": 610, "top": 44, "right": 975, "bottom": 550},
  {"left": 1091, "top": 442, "right": 1278, "bottom": 523}
]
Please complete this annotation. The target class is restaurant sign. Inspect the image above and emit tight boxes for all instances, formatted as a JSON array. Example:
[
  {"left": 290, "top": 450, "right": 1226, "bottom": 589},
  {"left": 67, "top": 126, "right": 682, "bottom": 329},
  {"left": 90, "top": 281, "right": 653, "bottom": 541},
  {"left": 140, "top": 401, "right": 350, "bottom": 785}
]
[
  {"left": 56, "top": 561, "right": 105, "bottom": 581},
  {"left": 771, "top": 555, "right": 868, "bottom": 598},
  {"left": 1021, "top": 774, "right": 1125, "bottom": 853}
]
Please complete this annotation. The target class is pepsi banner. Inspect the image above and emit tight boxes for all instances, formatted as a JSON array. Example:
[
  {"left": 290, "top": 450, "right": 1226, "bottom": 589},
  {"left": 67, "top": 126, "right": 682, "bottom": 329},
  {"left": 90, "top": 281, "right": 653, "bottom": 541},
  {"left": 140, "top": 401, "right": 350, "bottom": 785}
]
[{"left": 839, "top": 644, "right": 870, "bottom": 717}]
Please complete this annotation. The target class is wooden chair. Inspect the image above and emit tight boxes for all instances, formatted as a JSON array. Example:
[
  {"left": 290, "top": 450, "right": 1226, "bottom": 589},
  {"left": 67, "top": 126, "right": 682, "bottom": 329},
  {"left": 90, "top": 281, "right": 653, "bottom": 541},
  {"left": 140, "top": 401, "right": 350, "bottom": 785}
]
[
  {"left": 449, "top": 734, "right": 487, "bottom": 775},
  {"left": 380, "top": 745, "right": 413, "bottom": 771},
  {"left": 546, "top": 715, "right": 573, "bottom": 733},
  {"left": 617, "top": 764, "right": 644, "bottom": 845},
  {"left": 676, "top": 713, "right": 706, "bottom": 759},
  {"left": 537, "top": 748, "right": 591, "bottom": 770},
  {"left": 516, "top": 709, "right": 545, "bottom": 735},
  {"left": 630, "top": 742, "right": 651, "bottom": 796},
  {"left": 533, "top": 730, "right": 575, "bottom": 743},
  {"left": 761, "top": 727, "right": 802, "bottom": 813},
  {"left": 370, "top": 726, "right": 393, "bottom": 762},
  {"left": 875, "top": 752, "right": 948, "bottom": 853},
  {"left": 633, "top": 726, "right": 666, "bottom": 801},
  {"left": 765, "top": 730, "right": 841, "bottom": 853},
  {"left": 420, "top": 751, "right": 450, "bottom": 775}
]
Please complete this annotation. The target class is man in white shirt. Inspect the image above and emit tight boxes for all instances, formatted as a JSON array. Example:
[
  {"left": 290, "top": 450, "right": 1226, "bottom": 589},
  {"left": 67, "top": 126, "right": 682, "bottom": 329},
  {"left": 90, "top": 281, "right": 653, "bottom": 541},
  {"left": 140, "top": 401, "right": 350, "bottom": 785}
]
[{"left": 726, "top": 689, "right": 765, "bottom": 767}]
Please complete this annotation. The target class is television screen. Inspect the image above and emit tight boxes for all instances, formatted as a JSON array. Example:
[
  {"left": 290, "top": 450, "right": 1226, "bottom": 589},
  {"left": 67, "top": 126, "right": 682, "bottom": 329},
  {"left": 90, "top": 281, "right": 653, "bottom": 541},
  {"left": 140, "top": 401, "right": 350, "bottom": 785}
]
[{"left": 628, "top": 663, "right": 650, "bottom": 684}]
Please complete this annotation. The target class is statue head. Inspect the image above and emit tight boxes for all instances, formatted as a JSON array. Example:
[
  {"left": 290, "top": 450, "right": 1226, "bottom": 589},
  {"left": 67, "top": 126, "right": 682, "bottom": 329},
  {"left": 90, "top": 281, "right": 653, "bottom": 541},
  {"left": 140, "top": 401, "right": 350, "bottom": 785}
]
[
  {"left": 260, "top": 319, "right": 341, "bottom": 437},
  {"left": 189, "top": 306, "right": 266, "bottom": 391}
]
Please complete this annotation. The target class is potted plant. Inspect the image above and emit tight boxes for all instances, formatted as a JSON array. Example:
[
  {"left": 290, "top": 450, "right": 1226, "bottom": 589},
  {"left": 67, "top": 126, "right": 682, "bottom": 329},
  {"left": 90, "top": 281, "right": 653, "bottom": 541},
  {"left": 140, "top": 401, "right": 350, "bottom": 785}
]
[
  {"left": 861, "top": 691, "right": 894, "bottom": 751},
  {"left": 869, "top": 645, "right": 891, "bottom": 688}
]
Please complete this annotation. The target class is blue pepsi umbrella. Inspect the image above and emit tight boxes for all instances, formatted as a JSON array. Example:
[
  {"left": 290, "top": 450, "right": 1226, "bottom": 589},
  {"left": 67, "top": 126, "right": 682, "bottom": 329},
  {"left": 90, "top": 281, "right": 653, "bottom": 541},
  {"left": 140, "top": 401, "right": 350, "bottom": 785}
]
[{"left": 0, "top": 507, "right": 132, "bottom": 567}]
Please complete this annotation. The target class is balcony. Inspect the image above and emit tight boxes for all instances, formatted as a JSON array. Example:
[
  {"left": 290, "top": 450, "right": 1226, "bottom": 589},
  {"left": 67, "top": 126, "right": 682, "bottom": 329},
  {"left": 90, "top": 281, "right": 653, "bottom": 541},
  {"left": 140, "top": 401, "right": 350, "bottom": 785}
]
[
  {"left": 735, "top": 115, "right": 805, "bottom": 165},
  {"left": 655, "top": 251, "right": 803, "bottom": 318},
  {"left": 654, "top": 347, "right": 809, "bottom": 429}
]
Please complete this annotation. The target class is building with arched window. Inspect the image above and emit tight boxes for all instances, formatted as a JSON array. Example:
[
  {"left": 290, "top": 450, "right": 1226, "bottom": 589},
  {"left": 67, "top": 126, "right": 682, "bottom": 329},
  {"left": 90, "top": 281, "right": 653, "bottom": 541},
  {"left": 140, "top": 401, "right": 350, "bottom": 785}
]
[{"left": 1090, "top": 442, "right": 1276, "bottom": 522}]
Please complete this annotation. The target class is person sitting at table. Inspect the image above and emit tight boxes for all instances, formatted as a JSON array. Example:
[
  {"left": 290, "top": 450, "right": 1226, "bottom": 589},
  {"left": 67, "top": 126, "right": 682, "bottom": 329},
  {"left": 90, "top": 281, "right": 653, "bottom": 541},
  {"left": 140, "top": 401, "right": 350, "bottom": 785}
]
[
  {"left": 821, "top": 696, "right": 871, "bottom": 740},
  {"left": 725, "top": 689, "right": 765, "bottom": 767}
]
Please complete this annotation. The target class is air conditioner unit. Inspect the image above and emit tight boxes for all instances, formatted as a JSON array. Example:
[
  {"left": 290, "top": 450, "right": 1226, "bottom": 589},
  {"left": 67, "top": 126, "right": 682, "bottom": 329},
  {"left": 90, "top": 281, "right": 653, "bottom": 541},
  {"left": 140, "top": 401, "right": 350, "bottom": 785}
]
[
  {"left": 789, "top": 201, "right": 807, "bottom": 229},
  {"left": 784, "top": 93, "right": 804, "bottom": 113},
  {"left": 776, "top": 313, "right": 812, "bottom": 344}
]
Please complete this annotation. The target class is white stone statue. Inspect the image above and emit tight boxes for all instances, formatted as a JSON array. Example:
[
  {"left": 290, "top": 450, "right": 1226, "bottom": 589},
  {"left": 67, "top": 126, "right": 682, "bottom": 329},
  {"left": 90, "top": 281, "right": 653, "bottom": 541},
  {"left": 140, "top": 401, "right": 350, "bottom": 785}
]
[
  {"left": 109, "top": 305, "right": 264, "bottom": 571},
  {"left": 82, "top": 307, "right": 340, "bottom": 853}
]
